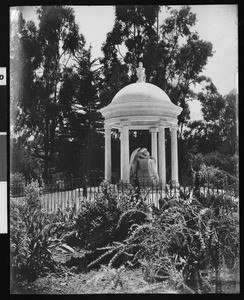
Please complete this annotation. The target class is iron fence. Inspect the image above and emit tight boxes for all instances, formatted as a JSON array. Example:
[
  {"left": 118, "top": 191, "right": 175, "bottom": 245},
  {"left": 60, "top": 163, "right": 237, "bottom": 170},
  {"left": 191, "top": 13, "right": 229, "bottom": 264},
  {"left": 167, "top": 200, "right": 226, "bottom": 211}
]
[{"left": 10, "top": 177, "right": 238, "bottom": 213}]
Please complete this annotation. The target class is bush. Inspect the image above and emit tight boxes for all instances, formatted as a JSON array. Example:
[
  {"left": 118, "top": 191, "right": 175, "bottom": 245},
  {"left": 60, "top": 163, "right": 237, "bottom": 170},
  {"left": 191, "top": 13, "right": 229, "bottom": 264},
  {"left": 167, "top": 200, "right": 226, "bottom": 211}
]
[
  {"left": 10, "top": 172, "right": 26, "bottom": 197},
  {"left": 10, "top": 181, "right": 57, "bottom": 283},
  {"left": 45, "top": 203, "right": 81, "bottom": 249},
  {"left": 87, "top": 192, "right": 239, "bottom": 294},
  {"left": 24, "top": 180, "right": 42, "bottom": 211},
  {"left": 10, "top": 179, "right": 239, "bottom": 293},
  {"left": 10, "top": 203, "right": 57, "bottom": 282},
  {"left": 76, "top": 183, "right": 121, "bottom": 250},
  {"left": 75, "top": 182, "right": 151, "bottom": 251}
]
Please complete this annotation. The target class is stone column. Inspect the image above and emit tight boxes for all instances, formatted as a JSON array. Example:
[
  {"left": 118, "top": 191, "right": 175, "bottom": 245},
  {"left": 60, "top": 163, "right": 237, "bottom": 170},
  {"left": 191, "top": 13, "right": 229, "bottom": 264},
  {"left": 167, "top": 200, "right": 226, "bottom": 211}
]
[
  {"left": 170, "top": 125, "right": 179, "bottom": 185},
  {"left": 150, "top": 128, "right": 158, "bottom": 173},
  {"left": 158, "top": 125, "right": 166, "bottom": 185},
  {"left": 120, "top": 123, "right": 130, "bottom": 183},
  {"left": 104, "top": 124, "right": 112, "bottom": 181}
]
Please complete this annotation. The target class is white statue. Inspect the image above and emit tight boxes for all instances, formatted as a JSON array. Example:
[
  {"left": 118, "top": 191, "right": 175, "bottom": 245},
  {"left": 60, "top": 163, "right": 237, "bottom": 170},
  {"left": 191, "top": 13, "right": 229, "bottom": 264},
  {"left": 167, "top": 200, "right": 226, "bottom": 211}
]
[
  {"left": 136, "top": 62, "right": 146, "bottom": 83},
  {"left": 130, "top": 147, "right": 159, "bottom": 185}
]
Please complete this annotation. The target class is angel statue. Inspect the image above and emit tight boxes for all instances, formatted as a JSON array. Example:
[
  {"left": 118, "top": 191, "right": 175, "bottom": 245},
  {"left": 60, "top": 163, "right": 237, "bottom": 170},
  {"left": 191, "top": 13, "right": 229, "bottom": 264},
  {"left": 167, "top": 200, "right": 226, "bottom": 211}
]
[{"left": 129, "top": 147, "right": 159, "bottom": 186}]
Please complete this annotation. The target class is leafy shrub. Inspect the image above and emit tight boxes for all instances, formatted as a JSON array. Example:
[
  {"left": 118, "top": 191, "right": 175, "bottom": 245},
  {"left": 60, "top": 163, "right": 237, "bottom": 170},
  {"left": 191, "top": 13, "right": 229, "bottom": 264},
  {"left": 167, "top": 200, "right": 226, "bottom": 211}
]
[
  {"left": 10, "top": 203, "right": 57, "bottom": 282},
  {"left": 204, "top": 151, "right": 238, "bottom": 178},
  {"left": 47, "top": 204, "right": 78, "bottom": 247},
  {"left": 87, "top": 192, "right": 239, "bottom": 294},
  {"left": 198, "top": 164, "right": 228, "bottom": 187},
  {"left": 10, "top": 172, "right": 26, "bottom": 197},
  {"left": 11, "top": 181, "right": 60, "bottom": 283},
  {"left": 75, "top": 182, "right": 151, "bottom": 251},
  {"left": 24, "top": 180, "right": 42, "bottom": 211},
  {"left": 10, "top": 177, "right": 239, "bottom": 294},
  {"left": 76, "top": 183, "right": 121, "bottom": 250}
]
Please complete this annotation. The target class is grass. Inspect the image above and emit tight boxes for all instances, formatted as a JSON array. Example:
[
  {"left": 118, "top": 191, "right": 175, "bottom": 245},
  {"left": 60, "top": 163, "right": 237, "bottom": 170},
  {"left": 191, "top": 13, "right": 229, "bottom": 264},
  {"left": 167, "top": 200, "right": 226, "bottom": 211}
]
[{"left": 11, "top": 247, "right": 239, "bottom": 294}]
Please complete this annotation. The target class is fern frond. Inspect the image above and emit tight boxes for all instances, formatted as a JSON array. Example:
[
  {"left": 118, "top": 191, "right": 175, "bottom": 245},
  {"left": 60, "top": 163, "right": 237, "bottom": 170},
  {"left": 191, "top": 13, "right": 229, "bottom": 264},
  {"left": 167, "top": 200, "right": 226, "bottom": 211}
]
[
  {"left": 108, "top": 249, "right": 123, "bottom": 267},
  {"left": 97, "top": 246, "right": 115, "bottom": 251},
  {"left": 116, "top": 209, "right": 150, "bottom": 230},
  {"left": 125, "top": 223, "right": 154, "bottom": 243},
  {"left": 87, "top": 244, "right": 123, "bottom": 269}
]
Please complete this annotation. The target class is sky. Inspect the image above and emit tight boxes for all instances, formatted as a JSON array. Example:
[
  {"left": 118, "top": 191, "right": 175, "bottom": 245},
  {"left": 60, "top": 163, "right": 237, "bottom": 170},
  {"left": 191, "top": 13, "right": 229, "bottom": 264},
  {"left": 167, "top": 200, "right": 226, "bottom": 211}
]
[{"left": 17, "top": 5, "right": 238, "bottom": 120}]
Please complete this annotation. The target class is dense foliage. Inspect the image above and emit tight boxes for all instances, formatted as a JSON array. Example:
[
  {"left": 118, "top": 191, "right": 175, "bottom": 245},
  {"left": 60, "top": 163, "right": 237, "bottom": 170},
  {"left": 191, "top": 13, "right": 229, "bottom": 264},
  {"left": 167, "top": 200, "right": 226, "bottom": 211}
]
[
  {"left": 10, "top": 181, "right": 239, "bottom": 293},
  {"left": 10, "top": 172, "right": 26, "bottom": 197},
  {"left": 83, "top": 188, "right": 238, "bottom": 293},
  {"left": 10, "top": 6, "right": 103, "bottom": 180},
  {"left": 100, "top": 6, "right": 213, "bottom": 126},
  {"left": 10, "top": 182, "right": 54, "bottom": 282},
  {"left": 180, "top": 89, "right": 238, "bottom": 186}
]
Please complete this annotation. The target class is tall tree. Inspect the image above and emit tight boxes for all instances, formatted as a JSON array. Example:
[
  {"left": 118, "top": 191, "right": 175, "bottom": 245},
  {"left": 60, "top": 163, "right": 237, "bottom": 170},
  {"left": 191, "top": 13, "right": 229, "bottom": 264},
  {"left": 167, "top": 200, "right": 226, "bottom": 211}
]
[
  {"left": 10, "top": 10, "right": 37, "bottom": 133},
  {"left": 34, "top": 6, "right": 83, "bottom": 179},
  {"left": 218, "top": 90, "right": 238, "bottom": 156},
  {"left": 100, "top": 5, "right": 213, "bottom": 130},
  {"left": 56, "top": 47, "right": 103, "bottom": 178},
  {"left": 180, "top": 88, "right": 238, "bottom": 183},
  {"left": 100, "top": 5, "right": 160, "bottom": 107},
  {"left": 10, "top": 6, "right": 101, "bottom": 180}
]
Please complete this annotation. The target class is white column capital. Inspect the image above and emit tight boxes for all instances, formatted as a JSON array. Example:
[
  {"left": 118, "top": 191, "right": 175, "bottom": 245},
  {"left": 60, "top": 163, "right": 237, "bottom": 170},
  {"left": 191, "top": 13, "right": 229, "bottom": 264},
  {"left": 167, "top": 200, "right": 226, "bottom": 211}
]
[
  {"left": 149, "top": 127, "right": 158, "bottom": 133},
  {"left": 159, "top": 120, "right": 170, "bottom": 128},
  {"left": 170, "top": 124, "right": 178, "bottom": 132},
  {"left": 121, "top": 120, "right": 130, "bottom": 127},
  {"left": 104, "top": 123, "right": 112, "bottom": 131},
  {"left": 158, "top": 124, "right": 166, "bottom": 132}
]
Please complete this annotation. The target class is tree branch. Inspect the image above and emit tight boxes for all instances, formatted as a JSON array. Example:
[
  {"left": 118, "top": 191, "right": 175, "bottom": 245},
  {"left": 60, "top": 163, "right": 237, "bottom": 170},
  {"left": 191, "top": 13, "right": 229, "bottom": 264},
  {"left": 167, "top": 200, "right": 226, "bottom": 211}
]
[{"left": 116, "top": 44, "right": 125, "bottom": 60}]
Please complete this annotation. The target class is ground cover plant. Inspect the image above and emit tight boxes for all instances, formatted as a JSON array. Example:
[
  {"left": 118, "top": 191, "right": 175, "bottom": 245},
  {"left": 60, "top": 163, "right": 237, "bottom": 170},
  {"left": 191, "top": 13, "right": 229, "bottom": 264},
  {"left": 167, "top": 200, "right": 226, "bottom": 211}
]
[{"left": 10, "top": 181, "right": 239, "bottom": 294}]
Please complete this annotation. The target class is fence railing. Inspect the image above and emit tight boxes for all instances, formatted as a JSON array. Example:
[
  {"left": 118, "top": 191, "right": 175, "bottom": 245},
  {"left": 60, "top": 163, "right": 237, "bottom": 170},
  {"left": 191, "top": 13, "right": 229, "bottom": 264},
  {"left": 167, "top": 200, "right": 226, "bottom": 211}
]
[{"left": 10, "top": 177, "right": 239, "bottom": 213}]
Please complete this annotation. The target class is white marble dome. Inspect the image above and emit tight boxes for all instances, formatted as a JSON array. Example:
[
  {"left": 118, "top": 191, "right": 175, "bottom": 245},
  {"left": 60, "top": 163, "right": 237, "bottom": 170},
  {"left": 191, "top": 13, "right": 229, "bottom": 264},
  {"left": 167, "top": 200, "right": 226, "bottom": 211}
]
[
  {"left": 112, "top": 82, "right": 171, "bottom": 104},
  {"left": 100, "top": 82, "right": 182, "bottom": 128}
]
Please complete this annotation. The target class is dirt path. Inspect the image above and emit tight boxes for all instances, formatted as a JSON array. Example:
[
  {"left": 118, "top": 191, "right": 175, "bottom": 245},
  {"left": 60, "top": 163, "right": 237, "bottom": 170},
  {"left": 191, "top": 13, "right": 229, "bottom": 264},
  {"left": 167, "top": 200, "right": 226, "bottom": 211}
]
[
  {"left": 13, "top": 267, "right": 181, "bottom": 294},
  {"left": 11, "top": 247, "right": 239, "bottom": 294}
]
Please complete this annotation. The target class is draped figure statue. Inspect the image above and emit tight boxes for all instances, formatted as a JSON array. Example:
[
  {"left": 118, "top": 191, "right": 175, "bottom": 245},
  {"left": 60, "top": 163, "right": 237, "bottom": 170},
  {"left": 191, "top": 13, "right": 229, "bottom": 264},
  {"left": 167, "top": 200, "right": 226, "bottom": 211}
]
[{"left": 130, "top": 148, "right": 159, "bottom": 186}]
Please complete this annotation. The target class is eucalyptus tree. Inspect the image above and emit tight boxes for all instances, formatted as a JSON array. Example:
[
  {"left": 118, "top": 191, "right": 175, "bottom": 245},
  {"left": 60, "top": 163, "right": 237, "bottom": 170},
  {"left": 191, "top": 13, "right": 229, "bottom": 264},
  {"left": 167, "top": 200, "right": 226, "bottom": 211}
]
[
  {"left": 100, "top": 5, "right": 160, "bottom": 106},
  {"left": 10, "top": 10, "right": 44, "bottom": 178},
  {"left": 100, "top": 5, "right": 213, "bottom": 131},
  {"left": 10, "top": 6, "right": 101, "bottom": 180},
  {"left": 185, "top": 84, "right": 237, "bottom": 157},
  {"left": 181, "top": 87, "right": 238, "bottom": 184},
  {"left": 10, "top": 10, "right": 37, "bottom": 134}
]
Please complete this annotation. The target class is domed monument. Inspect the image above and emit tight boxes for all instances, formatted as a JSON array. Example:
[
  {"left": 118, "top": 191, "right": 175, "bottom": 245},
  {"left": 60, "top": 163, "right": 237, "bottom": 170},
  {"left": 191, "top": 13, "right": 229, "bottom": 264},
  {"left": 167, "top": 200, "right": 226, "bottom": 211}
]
[{"left": 100, "top": 63, "right": 182, "bottom": 185}]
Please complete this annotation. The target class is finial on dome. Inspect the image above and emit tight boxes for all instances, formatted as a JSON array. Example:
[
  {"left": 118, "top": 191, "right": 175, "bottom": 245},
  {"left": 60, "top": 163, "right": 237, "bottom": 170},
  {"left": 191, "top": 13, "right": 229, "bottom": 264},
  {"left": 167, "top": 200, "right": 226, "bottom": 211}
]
[{"left": 136, "top": 62, "right": 146, "bottom": 83}]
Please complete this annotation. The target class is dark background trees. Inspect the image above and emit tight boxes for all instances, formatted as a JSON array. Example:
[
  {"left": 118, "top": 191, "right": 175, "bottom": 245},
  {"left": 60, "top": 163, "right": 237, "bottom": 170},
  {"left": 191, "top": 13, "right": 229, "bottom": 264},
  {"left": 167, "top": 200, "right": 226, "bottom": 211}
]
[
  {"left": 10, "top": 6, "right": 103, "bottom": 181},
  {"left": 180, "top": 88, "right": 238, "bottom": 186},
  {"left": 10, "top": 5, "right": 238, "bottom": 185},
  {"left": 100, "top": 6, "right": 213, "bottom": 126}
]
